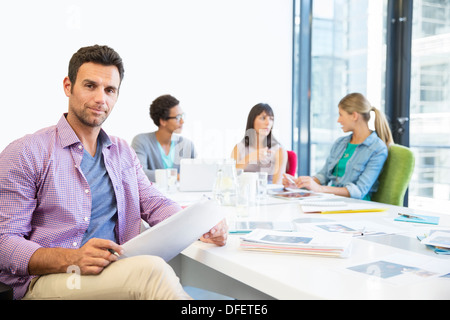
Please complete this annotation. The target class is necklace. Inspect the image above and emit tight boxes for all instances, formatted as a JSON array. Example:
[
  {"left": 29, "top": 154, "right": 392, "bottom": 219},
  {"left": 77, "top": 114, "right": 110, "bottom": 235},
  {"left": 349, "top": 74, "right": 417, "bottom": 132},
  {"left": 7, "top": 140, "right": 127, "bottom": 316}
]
[
  {"left": 335, "top": 158, "right": 342, "bottom": 185},
  {"left": 334, "top": 143, "right": 358, "bottom": 185}
]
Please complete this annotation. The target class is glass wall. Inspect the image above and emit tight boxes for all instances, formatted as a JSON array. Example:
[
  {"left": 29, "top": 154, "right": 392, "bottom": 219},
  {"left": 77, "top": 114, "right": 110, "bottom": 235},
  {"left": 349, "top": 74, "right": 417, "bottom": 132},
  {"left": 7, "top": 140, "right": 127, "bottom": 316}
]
[
  {"left": 310, "top": 0, "right": 388, "bottom": 174},
  {"left": 409, "top": 0, "right": 450, "bottom": 212}
]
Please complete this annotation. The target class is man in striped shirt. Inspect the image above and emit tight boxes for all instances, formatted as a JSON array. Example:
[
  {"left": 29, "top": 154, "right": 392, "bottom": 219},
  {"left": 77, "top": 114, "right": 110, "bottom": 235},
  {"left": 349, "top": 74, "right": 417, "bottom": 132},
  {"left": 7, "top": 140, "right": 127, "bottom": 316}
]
[{"left": 0, "top": 45, "right": 227, "bottom": 300}]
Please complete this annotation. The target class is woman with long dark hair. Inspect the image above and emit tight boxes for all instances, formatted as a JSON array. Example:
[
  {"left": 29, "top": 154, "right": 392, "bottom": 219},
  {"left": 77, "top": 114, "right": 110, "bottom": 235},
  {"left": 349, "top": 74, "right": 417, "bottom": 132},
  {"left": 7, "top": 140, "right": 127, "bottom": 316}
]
[{"left": 231, "top": 103, "right": 287, "bottom": 184}]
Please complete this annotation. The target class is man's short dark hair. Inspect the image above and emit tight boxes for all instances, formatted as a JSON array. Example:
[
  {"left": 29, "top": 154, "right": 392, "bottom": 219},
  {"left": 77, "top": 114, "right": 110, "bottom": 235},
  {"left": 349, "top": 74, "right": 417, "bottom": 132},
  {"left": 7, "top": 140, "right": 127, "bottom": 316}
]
[
  {"left": 149, "top": 94, "right": 180, "bottom": 127},
  {"left": 68, "top": 45, "right": 125, "bottom": 87}
]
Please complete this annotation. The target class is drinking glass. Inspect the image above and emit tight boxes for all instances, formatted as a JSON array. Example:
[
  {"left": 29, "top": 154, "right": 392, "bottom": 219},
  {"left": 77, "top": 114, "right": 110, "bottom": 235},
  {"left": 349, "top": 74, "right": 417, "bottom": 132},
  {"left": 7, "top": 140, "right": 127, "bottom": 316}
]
[{"left": 257, "top": 171, "right": 268, "bottom": 201}]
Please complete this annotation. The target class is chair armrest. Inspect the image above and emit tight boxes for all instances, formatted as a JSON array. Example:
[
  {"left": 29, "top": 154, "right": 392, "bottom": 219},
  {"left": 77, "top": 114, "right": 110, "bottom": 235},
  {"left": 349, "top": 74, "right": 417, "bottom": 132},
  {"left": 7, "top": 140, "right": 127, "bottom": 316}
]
[{"left": 0, "top": 281, "right": 13, "bottom": 300}]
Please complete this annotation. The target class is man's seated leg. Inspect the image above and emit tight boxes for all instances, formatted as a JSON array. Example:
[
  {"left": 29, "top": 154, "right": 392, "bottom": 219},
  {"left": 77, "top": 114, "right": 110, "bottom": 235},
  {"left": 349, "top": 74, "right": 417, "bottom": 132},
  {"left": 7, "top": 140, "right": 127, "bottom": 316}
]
[{"left": 23, "top": 255, "right": 191, "bottom": 300}]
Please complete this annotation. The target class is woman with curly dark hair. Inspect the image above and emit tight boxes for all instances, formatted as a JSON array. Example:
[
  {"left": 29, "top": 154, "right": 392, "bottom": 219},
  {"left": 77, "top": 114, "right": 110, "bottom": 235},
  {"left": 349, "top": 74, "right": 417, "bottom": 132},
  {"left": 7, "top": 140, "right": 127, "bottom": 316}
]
[{"left": 132, "top": 94, "right": 196, "bottom": 182}]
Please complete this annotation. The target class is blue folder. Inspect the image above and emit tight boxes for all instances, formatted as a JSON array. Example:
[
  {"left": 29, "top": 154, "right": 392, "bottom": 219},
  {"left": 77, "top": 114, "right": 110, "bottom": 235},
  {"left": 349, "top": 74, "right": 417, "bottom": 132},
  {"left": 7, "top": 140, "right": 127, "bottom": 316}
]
[{"left": 395, "top": 213, "right": 440, "bottom": 225}]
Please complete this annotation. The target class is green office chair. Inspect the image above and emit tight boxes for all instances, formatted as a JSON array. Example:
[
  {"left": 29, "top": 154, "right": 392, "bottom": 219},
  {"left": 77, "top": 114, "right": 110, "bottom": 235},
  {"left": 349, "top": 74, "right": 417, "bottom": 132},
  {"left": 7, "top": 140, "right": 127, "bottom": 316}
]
[{"left": 372, "top": 144, "right": 415, "bottom": 206}]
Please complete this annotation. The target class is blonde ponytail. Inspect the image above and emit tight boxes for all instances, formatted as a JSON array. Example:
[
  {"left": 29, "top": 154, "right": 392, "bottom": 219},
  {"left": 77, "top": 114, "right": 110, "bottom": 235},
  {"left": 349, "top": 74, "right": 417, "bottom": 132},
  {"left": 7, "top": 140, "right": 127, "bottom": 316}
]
[
  {"left": 371, "top": 106, "right": 393, "bottom": 147},
  {"left": 339, "top": 93, "right": 393, "bottom": 147}
]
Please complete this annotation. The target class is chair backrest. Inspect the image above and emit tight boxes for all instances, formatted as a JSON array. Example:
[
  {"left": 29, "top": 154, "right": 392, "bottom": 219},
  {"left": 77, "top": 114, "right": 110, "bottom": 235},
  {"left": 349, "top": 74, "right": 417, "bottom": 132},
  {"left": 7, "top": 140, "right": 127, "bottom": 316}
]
[
  {"left": 372, "top": 144, "right": 415, "bottom": 206},
  {"left": 286, "top": 150, "right": 297, "bottom": 176}
]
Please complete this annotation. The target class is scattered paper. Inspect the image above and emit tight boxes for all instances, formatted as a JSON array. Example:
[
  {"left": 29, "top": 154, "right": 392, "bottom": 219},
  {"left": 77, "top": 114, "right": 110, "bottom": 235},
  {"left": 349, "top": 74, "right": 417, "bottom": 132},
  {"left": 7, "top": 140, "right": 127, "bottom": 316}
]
[
  {"left": 296, "top": 220, "right": 405, "bottom": 237},
  {"left": 345, "top": 253, "right": 450, "bottom": 286},
  {"left": 228, "top": 220, "right": 294, "bottom": 234},
  {"left": 268, "top": 188, "right": 325, "bottom": 201},
  {"left": 301, "top": 201, "right": 387, "bottom": 214}
]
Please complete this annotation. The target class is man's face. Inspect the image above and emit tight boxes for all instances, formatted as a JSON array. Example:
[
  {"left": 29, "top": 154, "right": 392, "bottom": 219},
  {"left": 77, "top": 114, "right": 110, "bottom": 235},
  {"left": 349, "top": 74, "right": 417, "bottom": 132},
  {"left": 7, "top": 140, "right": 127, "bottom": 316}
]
[{"left": 64, "top": 62, "right": 120, "bottom": 128}]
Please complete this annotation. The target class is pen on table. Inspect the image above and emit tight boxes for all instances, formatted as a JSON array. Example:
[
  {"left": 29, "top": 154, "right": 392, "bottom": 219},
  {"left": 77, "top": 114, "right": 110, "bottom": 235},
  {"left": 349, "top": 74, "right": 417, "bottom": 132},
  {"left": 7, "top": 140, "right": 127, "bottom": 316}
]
[{"left": 398, "top": 213, "right": 424, "bottom": 220}]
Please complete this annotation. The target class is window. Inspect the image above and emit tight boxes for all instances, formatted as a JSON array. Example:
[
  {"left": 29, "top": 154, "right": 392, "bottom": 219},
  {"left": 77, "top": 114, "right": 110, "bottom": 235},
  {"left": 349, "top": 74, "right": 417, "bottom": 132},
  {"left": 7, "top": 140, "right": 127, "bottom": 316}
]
[
  {"left": 293, "top": 0, "right": 450, "bottom": 213},
  {"left": 310, "top": 0, "right": 388, "bottom": 174},
  {"left": 409, "top": 0, "right": 450, "bottom": 212}
]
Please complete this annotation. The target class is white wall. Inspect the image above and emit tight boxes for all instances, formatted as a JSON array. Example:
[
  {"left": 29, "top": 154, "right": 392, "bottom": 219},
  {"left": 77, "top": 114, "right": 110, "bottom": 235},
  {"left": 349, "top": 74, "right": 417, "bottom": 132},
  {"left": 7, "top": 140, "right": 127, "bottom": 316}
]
[{"left": 0, "top": 0, "right": 293, "bottom": 158}]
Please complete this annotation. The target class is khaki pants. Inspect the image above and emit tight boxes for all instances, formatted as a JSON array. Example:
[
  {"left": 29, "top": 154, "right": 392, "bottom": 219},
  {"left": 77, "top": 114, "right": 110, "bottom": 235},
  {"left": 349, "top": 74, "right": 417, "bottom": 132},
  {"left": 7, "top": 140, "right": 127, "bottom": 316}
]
[{"left": 23, "top": 255, "right": 191, "bottom": 300}]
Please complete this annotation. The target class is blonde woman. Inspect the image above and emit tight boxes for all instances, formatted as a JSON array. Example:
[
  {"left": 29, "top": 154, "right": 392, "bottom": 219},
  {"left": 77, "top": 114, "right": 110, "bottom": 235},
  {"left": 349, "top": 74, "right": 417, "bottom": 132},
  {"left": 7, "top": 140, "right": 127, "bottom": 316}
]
[{"left": 283, "top": 93, "right": 393, "bottom": 200}]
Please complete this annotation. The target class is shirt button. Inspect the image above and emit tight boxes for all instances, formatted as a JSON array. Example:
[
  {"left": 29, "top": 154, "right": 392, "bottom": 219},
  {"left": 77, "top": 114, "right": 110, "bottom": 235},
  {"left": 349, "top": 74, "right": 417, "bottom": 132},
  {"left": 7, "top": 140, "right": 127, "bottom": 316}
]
[
  {"left": 85, "top": 189, "right": 89, "bottom": 194},
  {"left": 78, "top": 145, "right": 83, "bottom": 150},
  {"left": 84, "top": 217, "right": 89, "bottom": 222},
  {"left": 72, "top": 242, "right": 77, "bottom": 247}
]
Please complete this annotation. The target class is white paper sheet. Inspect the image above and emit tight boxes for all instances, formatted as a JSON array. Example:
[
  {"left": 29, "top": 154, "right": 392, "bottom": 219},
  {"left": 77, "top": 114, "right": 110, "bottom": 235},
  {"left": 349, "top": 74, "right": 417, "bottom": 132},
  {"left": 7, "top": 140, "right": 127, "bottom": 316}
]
[
  {"left": 119, "top": 199, "right": 226, "bottom": 261},
  {"left": 345, "top": 253, "right": 450, "bottom": 286},
  {"left": 295, "top": 220, "right": 405, "bottom": 237},
  {"left": 301, "top": 201, "right": 386, "bottom": 213}
]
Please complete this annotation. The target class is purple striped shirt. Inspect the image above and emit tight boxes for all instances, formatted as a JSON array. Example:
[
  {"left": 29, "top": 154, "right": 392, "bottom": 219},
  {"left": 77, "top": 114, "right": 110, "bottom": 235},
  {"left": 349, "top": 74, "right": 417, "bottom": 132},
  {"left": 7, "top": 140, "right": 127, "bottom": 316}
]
[{"left": 0, "top": 114, "right": 181, "bottom": 299}]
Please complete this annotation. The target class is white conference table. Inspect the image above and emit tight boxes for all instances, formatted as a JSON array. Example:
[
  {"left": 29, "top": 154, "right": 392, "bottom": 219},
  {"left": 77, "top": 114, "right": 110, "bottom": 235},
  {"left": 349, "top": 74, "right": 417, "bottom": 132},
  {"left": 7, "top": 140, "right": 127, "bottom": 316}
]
[{"left": 166, "top": 190, "right": 450, "bottom": 300}]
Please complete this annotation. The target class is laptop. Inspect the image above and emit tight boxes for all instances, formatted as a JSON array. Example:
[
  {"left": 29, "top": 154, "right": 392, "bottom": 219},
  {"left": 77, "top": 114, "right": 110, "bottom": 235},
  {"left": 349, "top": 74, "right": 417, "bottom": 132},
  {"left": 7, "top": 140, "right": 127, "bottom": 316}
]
[{"left": 179, "top": 158, "right": 221, "bottom": 192}]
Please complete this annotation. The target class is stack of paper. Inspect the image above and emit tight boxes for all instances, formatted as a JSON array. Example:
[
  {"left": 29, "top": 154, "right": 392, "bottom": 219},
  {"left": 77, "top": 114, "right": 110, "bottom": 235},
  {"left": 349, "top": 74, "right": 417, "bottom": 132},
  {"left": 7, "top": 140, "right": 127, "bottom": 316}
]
[{"left": 240, "top": 229, "right": 352, "bottom": 258}]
